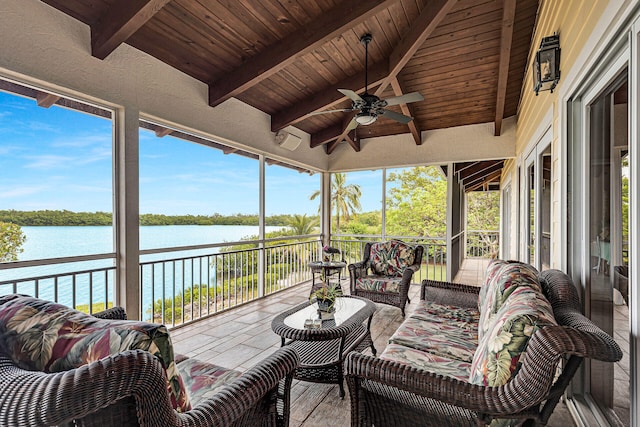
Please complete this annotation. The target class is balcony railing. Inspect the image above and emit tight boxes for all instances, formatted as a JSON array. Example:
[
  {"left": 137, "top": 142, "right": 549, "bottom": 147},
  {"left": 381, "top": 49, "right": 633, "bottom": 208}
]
[
  {"left": 0, "top": 234, "right": 452, "bottom": 328},
  {"left": 0, "top": 255, "right": 116, "bottom": 313},
  {"left": 466, "top": 230, "right": 499, "bottom": 258}
]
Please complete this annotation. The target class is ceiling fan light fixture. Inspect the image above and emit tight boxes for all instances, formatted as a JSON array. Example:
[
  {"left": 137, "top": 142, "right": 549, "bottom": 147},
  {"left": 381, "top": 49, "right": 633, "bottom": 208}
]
[{"left": 355, "top": 111, "right": 377, "bottom": 125}]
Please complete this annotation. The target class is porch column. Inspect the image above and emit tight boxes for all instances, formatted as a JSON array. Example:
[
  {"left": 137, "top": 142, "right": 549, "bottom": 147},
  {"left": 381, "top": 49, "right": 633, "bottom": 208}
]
[
  {"left": 115, "top": 106, "right": 140, "bottom": 319},
  {"left": 321, "top": 172, "right": 331, "bottom": 245}
]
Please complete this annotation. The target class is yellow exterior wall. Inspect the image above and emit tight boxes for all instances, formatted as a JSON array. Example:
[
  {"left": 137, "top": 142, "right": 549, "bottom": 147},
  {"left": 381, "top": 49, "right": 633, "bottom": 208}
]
[
  {"left": 510, "top": 0, "right": 609, "bottom": 268},
  {"left": 517, "top": 0, "right": 608, "bottom": 150}
]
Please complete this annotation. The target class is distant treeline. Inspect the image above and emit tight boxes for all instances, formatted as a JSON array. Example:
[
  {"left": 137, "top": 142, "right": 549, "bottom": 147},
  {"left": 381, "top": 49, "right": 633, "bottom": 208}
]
[{"left": 0, "top": 210, "right": 305, "bottom": 227}]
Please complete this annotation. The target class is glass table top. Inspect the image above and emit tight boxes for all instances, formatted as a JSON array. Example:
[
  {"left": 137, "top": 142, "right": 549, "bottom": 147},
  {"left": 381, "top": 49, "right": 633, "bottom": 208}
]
[{"left": 283, "top": 296, "right": 366, "bottom": 330}]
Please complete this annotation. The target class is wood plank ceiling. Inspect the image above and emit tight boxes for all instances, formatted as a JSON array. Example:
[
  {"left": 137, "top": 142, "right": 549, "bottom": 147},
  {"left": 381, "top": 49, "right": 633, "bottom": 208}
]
[{"left": 37, "top": 0, "right": 540, "bottom": 191}]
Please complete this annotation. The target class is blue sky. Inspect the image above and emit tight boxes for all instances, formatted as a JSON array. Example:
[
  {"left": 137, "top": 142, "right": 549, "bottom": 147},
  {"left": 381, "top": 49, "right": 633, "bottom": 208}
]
[{"left": 0, "top": 90, "right": 383, "bottom": 216}]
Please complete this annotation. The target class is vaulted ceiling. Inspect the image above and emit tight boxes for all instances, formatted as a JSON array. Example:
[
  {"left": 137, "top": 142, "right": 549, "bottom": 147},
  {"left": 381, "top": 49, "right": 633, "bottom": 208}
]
[{"left": 36, "top": 0, "right": 540, "bottom": 191}]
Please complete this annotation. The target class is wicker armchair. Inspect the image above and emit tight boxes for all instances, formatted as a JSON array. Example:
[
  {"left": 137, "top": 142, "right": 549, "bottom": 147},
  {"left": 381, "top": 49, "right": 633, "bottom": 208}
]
[
  {"left": 0, "top": 305, "right": 299, "bottom": 427},
  {"left": 348, "top": 240, "right": 424, "bottom": 316},
  {"left": 345, "top": 269, "right": 623, "bottom": 426}
]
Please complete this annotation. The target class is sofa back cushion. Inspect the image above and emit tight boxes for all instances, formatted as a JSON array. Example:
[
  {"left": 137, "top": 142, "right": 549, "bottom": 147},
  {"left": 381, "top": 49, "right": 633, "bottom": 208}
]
[
  {"left": 477, "top": 260, "right": 541, "bottom": 339},
  {"left": 469, "top": 287, "right": 556, "bottom": 386},
  {"left": 368, "top": 240, "right": 416, "bottom": 276},
  {"left": 0, "top": 294, "right": 191, "bottom": 413}
]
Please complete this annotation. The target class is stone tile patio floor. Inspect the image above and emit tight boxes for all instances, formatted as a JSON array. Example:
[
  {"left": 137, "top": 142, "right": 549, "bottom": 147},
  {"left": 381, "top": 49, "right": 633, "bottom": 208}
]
[{"left": 170, "top": 259, "right": 577, "bottom": 426}]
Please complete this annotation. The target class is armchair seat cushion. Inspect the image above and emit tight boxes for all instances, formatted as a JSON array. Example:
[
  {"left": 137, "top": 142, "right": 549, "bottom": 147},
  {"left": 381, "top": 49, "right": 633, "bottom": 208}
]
[
  {"left": 0, "top": 294, "right": 191, "bottom": 413},
  {"left": 355, "top": 275, "right": 402, "bottom": 293},
  {"left": 389, "top": 315, "right": 478, "bottom": 363},
  {"left": 380, "top": 343, "right": 472, "bottom": 382},
  {"left": 177, "top": 357, "right": 242, "bottom": 407}
]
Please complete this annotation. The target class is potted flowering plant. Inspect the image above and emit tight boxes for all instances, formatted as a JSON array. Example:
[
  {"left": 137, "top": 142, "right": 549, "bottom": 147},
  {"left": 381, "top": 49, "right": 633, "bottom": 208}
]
[{"left": 310, "top": 282, "right": 341, "bottom": 312}]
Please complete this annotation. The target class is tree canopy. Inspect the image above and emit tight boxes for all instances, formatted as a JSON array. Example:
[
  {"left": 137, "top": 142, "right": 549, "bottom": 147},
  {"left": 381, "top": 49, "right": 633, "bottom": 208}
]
[
  {"left": 386, "top": 166, "right": 447, "bottom": 237},
  {"left": 0, "top": 221, "right": 26, "bottom": 262}
]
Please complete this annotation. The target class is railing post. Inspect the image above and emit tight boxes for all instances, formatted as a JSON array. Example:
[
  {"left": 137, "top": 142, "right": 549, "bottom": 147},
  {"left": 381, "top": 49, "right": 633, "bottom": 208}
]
[{"left": 258, "top": 155, "right": 265, "bottom": 297}]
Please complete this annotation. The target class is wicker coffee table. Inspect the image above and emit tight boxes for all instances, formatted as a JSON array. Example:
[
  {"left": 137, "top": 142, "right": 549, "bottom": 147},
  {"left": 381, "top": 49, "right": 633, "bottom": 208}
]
[{"left": 271, "top": 295, "right": 376, "bottom": 398}]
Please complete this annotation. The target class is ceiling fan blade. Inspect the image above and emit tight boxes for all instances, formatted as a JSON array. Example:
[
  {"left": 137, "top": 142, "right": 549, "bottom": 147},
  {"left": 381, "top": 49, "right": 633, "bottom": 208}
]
[
  {"left": 338, "top": 89, "right": 364, "bottom": 102},
  {"left": 383, "top": 92, "right": 424, "bottom": 106},
  {"left": 309, "top": 108, "right": 352, "bottom": 116},
  {"left": 345, "top": 118, "right": 359, "bottom": 131},
  {"left": 381, "top": 109, "right": 413, "bottom": 124}
]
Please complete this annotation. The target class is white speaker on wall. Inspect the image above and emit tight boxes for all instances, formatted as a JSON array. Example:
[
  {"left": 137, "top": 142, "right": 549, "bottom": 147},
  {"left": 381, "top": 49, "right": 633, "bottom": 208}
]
[{"left": 275, "top": 130, "right": 301, "bottom": 151}]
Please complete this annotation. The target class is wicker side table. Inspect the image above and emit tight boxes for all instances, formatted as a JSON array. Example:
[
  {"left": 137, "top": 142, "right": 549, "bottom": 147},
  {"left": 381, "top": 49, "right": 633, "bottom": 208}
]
[{"left": 271, "top": 295, "right": 376, "bottom": 398}]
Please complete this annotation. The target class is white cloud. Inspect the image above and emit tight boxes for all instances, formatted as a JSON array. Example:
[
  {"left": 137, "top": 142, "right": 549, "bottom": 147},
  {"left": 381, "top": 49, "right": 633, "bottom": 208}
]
[
  {"left": 0, "top": 185, "right": 48, "bottom": 198},
  {"left": 24, "top": 154, "right": 75, "bottom": 169}
]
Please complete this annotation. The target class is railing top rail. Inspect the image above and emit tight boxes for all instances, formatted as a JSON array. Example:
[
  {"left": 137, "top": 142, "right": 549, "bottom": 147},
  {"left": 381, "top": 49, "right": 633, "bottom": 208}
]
[
  {"left": 0, "top": 265, "right": 116, "bottom": 286},
  {"left": 0, "top": 253, "right": 116, "bottom": 270}
]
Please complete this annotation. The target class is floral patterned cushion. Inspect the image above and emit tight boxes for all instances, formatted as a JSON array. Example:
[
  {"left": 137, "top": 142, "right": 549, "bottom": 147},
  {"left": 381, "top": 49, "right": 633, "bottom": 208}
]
[
  {"left": 411, "top": 300, "right": 480, "bottom": 327},
  {"left": 389, "top": 315, "right": 478, "bottom": 363},
  {"left": 469, "top": 287, "right": 557, "bottom": 387},
  {"left": 177, "top": 357, "right": 242, "bottom": 407},
  {"left": 380, "top": 343, "right": 472, "bottom": 382},
  {"left": 368, "top": 240, "right": 416, "bottom": 276},
  {"left": 355, "top": 276, "right": 401, "bottom": 293},
  {"left": 0, "top": 294, "right": 191, "bottom": 413},
  {"left": 478, "top": 260, "right": 541, "bottom": 340}
]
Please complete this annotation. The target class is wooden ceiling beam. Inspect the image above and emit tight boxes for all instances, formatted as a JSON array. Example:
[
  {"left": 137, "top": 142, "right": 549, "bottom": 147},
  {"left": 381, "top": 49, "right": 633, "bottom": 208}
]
[
  {"left": 457, "top": 160, "right": 502, "bottom": 180},
  {"left": 271, "top": 61, "right": 388, "bottom": 132},
  {"left": 154, "top": 126, "right": 174, "bottom": 137},
  {"left": 91, "top": 0, "right": 170, "bottom": 60},
  {"left": 465, "top": 170, "right": 503, "bottom": 192},
  {"left": 208, "top": 0, "right": 398, "bottom": 108},
  {"left": 460, "top": 161, "right": 504, "bottom": 185},
  {"left": 36, "top": 91, "right": 60, "bottom": 108},
  {"left": 494, "top": 0, "right": 516, "bottom": 136},
  {"left": 390, "top": 76, "right": 421, "bottom": 145},
  {"left": 325, "top": 139, "right": 340, "bottom": 154},
  {"left": 321, "top": 0, "right": 456, "bottom": 149}
]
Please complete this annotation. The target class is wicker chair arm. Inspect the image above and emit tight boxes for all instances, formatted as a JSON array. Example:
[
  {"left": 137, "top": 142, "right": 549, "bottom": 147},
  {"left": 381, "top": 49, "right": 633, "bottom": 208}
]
[
  {"left": 178, "top": 346, "right": 299, "bottom": 427},
  {"left": 348, "top": 261, "right": 368, "bottom": 278},
  {"left": 421, "top": 279, "right": 480, "bottom": 308},
  {"left": 92, "top": 306, "right": 127, "bottom": 320},
  {"left": 0, "top": 349, "right": 178, "bottom": 427}
]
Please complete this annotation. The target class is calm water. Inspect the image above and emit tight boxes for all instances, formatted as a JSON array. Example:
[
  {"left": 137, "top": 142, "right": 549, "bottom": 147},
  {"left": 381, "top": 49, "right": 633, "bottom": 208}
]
[{"left": 1, "top": 225, "right": 287, "bottom": 309}]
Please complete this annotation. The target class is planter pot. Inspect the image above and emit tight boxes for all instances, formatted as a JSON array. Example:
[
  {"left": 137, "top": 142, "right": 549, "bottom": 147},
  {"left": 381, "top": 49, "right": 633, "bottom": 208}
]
[{"left": 316, "top": 299, "right": 334, "bottom": 312}]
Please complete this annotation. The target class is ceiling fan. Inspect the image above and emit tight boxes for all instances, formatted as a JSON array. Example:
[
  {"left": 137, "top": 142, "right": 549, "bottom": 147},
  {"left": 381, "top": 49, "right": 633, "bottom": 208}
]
[{"left": 311, "top": 33, "right": 424, "bottom": 131}]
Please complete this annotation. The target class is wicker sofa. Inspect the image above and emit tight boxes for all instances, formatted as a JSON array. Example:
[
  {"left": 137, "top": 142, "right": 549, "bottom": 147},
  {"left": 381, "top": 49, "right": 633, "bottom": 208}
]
[
  {"left": 345, "top": 260, "right": 623, "bottom": 427},
  {"left": 348, "top": 240, "right": 424, "bottom": 316},
  {"left": 0, "top": 295, "right": 299, "bottom": 427}
]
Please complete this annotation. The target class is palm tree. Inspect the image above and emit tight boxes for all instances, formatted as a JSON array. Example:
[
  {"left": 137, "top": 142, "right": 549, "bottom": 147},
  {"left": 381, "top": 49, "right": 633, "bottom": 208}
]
[
  {"left": 287, "top": 214, "right": 319, "bottom": 235},
  {"left": 310, "top": 173, "right": 362, "bottom": 233}
]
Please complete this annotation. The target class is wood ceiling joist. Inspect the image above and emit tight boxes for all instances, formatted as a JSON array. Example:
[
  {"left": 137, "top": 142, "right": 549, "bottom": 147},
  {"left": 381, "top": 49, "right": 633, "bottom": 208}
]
[
  {"left": 494, "top": 0, "right": 516, "bottom": 136},
  {"left": 460, "top": 161, "right": 504, "bottom": 185},
  {"left": 390, "top": 76, "right": 421, "bottom": 145},
  {"left": 91, "top": 0, "right": 171, "bottom": 60},
  {"left": 465, "top": 169, "right": 503, "bottom": 192},
  {"left": 207, "top": 0, "right": 398, "bottom": 108},
  {"left": 36, "top": 91, "right": 60, "bottom": 108},
  {"left": 328, "top": 0, "right": 457, "bottom": 150},
  {"left": 458, "top": 160, "right": 504, "bottom": 181},
  {"left": 271, "top": 60, "right": 389, "bottom": 132}
]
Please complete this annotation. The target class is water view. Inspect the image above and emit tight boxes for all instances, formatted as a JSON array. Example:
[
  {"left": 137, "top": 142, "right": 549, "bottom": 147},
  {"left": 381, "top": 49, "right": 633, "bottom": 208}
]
[{"left": 0, "top": 225, "right": 289, "bottom": 309}]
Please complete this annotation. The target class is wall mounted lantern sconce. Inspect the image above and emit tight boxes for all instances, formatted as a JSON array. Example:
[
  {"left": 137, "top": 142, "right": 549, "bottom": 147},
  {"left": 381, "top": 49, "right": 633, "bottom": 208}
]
[{"left": 533, "top": 34, "right": 561, "bottom": 95}]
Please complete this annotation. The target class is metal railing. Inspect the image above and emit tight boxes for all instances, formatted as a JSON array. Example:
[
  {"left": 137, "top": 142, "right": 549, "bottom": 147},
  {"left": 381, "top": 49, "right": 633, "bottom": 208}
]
[
  {"left": 141, "top": 238, "right": 322, "bottom": 327},
  {"left": 466, "top": 230, "right": 499, "bottom": 258},
  {"left": 0, "top": 234, "right": 460, "bottom": 328},
  {"left": 0, "top": 255, "right": 116, "bottom": 314}
]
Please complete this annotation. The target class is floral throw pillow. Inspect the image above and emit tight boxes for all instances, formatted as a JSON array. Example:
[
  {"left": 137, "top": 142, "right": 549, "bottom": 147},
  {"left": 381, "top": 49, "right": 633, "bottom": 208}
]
[
  {"left": 469, "top": 287, "right": 556, "bottom": 387},
  {"left": 0, "top": 294, "right": 191, "bottom": 413}
]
